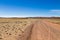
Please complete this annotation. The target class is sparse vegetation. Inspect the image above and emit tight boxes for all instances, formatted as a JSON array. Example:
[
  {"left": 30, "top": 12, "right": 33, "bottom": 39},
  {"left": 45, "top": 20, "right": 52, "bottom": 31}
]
[
  {"left": 0, "top": 18, "right": 32, "bottom": 40},
  {"left": 46, "top": 19, "right": 60, "bottom": 24},
  {"left": 0, "top": 18, "right": 60, "bottom": 40}
]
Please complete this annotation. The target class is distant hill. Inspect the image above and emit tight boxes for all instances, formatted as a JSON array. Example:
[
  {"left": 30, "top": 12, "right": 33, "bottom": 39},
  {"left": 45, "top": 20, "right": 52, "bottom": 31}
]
[{"left": 0, "top": 17, "right": 60, "bottom": 19}]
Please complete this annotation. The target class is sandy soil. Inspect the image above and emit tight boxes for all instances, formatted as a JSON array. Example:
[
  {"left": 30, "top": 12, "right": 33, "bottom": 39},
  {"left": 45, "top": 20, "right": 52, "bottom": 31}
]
[
  {"left": 0, "top": 19, "right": 31, "bottom": 40},
  {"left": 0, "top": 19, "right": 60, "bottom": 40},
  {"left": 29, "top": 20, "right": 60, "bottom": 40}
]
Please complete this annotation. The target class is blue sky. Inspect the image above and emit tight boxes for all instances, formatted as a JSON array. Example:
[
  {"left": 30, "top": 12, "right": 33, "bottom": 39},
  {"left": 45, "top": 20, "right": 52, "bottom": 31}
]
[{"left": 0, "top": 0, "right": 60, "bottom": 17}]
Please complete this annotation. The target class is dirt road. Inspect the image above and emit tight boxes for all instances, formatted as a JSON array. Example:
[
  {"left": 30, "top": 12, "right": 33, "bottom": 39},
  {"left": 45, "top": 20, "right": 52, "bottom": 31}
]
[{"left": 29, "top": 20, "right": 60, "bottom": 40}]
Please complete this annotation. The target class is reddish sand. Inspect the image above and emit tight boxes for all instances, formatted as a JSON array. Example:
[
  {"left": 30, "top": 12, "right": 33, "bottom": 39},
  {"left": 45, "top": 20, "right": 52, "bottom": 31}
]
[{"left": 29, "top": 20, "right": 60, "bottom": 40}]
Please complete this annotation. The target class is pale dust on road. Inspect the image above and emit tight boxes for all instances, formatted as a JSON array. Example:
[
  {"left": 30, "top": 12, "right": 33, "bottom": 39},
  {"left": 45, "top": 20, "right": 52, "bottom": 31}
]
[{"left": 29, "top": 20, "right": 60, "bottom": 40}]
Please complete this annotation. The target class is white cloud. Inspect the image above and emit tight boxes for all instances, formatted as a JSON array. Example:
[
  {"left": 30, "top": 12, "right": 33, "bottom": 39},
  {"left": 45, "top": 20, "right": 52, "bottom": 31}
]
[{"left": 49, "top": 10, "right": 60, "bottom": 13}]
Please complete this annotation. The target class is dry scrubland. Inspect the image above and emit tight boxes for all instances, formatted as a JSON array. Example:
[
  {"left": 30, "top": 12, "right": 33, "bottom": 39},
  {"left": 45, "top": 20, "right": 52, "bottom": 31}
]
[
  {"left": 0, "top": 18, "right": 35, "bottom": 40},
  {"left": 46, "top": 19, "right": 60, "bottom": 24},
  {"left": 0, "top": 18, "right": 60, "bottom": 40}
]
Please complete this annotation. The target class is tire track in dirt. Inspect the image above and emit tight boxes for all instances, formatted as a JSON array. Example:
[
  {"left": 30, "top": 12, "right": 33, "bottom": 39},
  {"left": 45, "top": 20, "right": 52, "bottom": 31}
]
[
  {"left": 40, "top": 20, "right": 58, "bottom": 40},
  {"left": 42, "top": 20, "right": 60, "bottom": 40},
  {"left": 29, "top": 20, "right": 60, "bottom": 40}
]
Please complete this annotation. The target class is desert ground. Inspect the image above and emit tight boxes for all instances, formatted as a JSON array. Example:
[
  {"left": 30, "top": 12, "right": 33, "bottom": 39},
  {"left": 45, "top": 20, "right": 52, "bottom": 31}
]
[
  {"left": 0, "top": 18, "right": 60, "bottom": 40},
  {"left": 29, "top": 19, "right": 60, "bottom": 40}
]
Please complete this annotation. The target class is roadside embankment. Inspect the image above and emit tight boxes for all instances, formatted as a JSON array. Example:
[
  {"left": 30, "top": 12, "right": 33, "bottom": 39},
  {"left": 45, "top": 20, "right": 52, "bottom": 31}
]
[{"left": 17, "top": 23, "right": 33, "bottom": 40}]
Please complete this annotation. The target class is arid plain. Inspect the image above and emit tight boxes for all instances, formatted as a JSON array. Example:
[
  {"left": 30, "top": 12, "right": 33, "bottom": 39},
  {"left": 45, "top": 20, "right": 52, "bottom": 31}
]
[{"left": 0, "top": 18, "right": 60, "bottom": 40}]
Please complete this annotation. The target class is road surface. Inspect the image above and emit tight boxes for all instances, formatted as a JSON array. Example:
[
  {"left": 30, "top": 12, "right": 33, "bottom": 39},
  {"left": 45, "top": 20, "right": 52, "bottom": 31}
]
[{"left": 29, "top": 20, "right": 60, "bottom": 40}]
